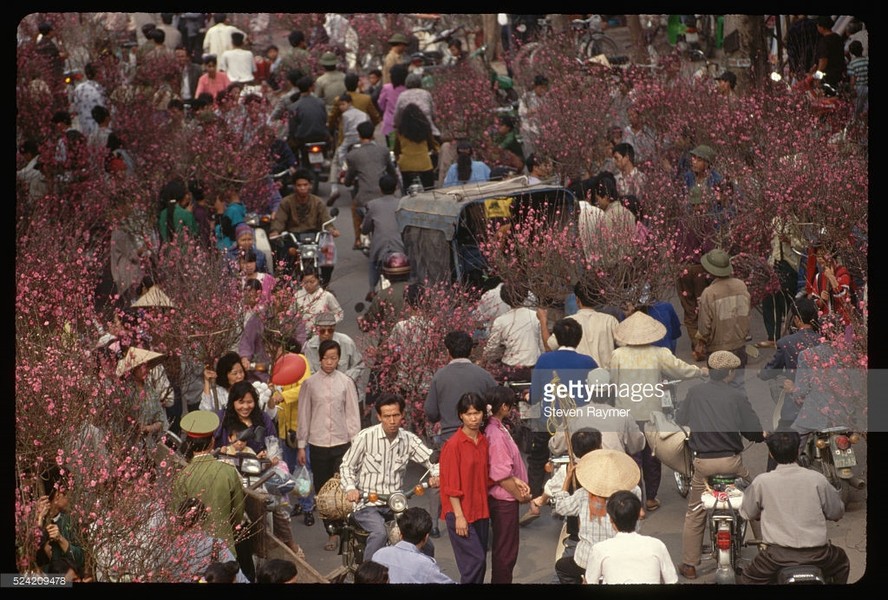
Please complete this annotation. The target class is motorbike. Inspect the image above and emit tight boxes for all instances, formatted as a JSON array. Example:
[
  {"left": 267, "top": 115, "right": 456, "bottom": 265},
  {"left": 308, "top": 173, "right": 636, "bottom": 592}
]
[
  {"left": 660, "top": 380, "right": 693, "bottom": 498},
  {"left": 798, "top": 427, "right": 865, "bottom": 505},
  {"left": 269, "top": 207, "right": 339, "bottom": 281},
  {"left": 701, "top": 474, "right": 747, "bottom": 584},
  {"left": 326, "top": 470, "right": 433, "bottom": 583},
  {"left": 301, "top": 140, "right": 330, "bottom": 195}
]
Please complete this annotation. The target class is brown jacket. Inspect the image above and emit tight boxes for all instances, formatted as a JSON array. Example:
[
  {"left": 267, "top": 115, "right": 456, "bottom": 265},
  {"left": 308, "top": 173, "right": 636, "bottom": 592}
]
[{"left": 696, "top": 276, "right": 750, "bottom": 352}]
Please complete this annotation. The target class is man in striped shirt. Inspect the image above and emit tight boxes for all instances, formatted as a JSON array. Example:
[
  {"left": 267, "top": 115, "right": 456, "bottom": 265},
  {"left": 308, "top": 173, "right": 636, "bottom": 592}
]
[
  {"left": 340, "top": 393, "right": 440, "bottom": 561},
  {"left": 846, "top": 40, "right": 868, "bottom": 119}
]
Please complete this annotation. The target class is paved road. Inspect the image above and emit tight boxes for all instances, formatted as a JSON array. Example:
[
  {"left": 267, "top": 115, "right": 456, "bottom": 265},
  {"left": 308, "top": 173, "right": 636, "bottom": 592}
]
[{"left": 278, "top": 179, "right": 867, "bottom": 585}]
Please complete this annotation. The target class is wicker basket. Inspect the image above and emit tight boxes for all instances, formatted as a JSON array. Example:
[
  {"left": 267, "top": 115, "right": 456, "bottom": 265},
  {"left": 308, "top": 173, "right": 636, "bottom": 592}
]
[{"left": 316, "top": 472, "right": 353, "bottom": 521}]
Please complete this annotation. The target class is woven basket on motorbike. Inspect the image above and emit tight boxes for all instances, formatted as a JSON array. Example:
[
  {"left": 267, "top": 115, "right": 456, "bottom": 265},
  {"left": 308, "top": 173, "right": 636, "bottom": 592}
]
[{"left": 316, "top": 472, "right": 353, "bottom": 521}]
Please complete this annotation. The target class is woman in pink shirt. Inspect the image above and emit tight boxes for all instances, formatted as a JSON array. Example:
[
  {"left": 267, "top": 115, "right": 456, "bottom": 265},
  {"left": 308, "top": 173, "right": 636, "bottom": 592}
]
[
  {"left": 195, "top": 55, "right": 231, "bottom": 103},
  {"left": 376, "top": 63, "right": 407, "bottom": 149},
  {"left": 484, "top": 386, "right": 532, "bottom": 583}
]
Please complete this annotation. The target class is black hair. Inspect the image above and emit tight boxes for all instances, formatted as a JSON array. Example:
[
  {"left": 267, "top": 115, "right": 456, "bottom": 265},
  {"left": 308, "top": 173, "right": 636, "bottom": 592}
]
[
  {"left": 398, "top": 103, "right": 432, "bottom": 144},
  {"left": 244, "top": 278, "right": 262, "bottom": 294},
  {"left": 369, "top": 68, "right": 382, "bottom": 78},
  {"left": 231, "top": 32, "right": 244, "bottom": 47},
  {"left": 318, "top": 339, "right": 341, "bottom": 360},
  {"left": 571, "top": 427, "right": 603, "bottom": 457},
  {"left": 594, "top": 171, "right": 618, "bottom": 201},
  {"left": 456, "top": 140, "right": 473, "bottom": 182},
  {"left": 553, "top": 318, "right": 583, "bottom": 348},
  {"left": 292, "top": 167, "right": 314, "bottom": 184},
  {"left": 816, "top": 15, "right": 834, "bottom": 29},
  {"left": 256, "top": 558, "right": 298, "bottom": 584},
  {"left": 606, "top": 490, "right": 642, "bottom": 532},
  {"left": 168, "top": 98, "right": 184, "bottom": 111},
  {"left": 612, "top": 142, "right": 635, "bottom": 163},
  {"left": 203, "top": 561, "right": 240, "bottom": 583},
  {"left": 241, "top": 247, "right": 258, "bottom": 264},
  {"left": 161, "top": 13, "right": 174, "bottom": 25},
  {"left": 152, "top": 29, "right": 166, "bottom": 44},
  {"left": 162, "top": 177, "right": 188, "bottom": 239},
  {"left": 20, "top": 139, "right": 40, "bottom": 156},
  {"left": 849, "top": 40, "right": 864, "bottom": 57},
  {"left": 374, "top": 392, "right": 405, "bottom": 415},
  {"left": 357, "top": 120, "right": 375, "bottom": 139},
  {"left": 222, "top": 380, "right": 263, "bottom": 432},
  {"left": 296, "top": 75, "right": 314, "bottom": 93},
  {"left": 378, "top": 173, "right": 398, "bottom": 194},
  {"left": 215, "top": 351, "right": 243, "bottom": 391},
  {"left": 767, "top": 430, "right": 801, "bottom": 464},
  {"left": 390, "top": 63, "right": 409, "bottom": 88},
  {"left": 84, "top": 62, "right": 97, "bottom": 80},
  {"left": 38, "top": 22, "right": 53, "bottom": 35},
  {"left": 485, "top": 385, "right": 517, "bottom": 417},
  {"left": 499, "top": 115, "right": 516, "bottom": 130},
  {"left": 499, "top": 282, "right": 524, "bottom": 308},
  {"left": 793, "top": 296, "right": 819, "bottom": 327},
  {"left": 354, "top": 561, "right": 389, "bottom": 584},
  {"left": 181, "top": 432, "right": 214, "bottom": 460},
  {"left": 213, "top": 13, "right": 227, "bottom": 24},
  {"left": 457, "top": 392, "right": 487, "bottom": 418},
  {"left": 444, "top": 330, "right": 473, "bottom": 358},
  {"left": 397, "top": 506, "right": 433, "bottom": 544},
  {"left": 288, "top": 30, "right": 305, "bottom": 47},
  {"left": 708, "top": 367, "right": 729, "bottom": 382},
  {"left": 52, "top": 111, "right": 72, "bottom": 126},
  {"left": 344, "top": 72, "right": 360, "bottom": 92},
  {"left": 203, "top": 54, "right": 217, "bottom": 66}
]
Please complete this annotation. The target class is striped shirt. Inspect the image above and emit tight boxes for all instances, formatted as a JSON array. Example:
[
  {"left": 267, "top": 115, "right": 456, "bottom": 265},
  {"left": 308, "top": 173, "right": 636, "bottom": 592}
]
[
  {"left": 339, "top": 424, "right": 438, "bottom": 508},
  {"left": 847, "top": 56, "right": 868, "bottom": 87}
]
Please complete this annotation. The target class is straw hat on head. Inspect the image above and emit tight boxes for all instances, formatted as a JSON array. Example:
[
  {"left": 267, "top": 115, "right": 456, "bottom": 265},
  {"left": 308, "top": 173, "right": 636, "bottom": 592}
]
[
  {"left": 575, "top": 449, "right": 641, "bottom": 498},
  {"left": 708, "top": 350, "right": 741, "bottom": 370},
  {"left": 132, "top": 285, "right": 175, "bottom": 308},
  {"left": 116, "top": 347, "right": 164, "bottom": 378},
  {"left": 613, "top": 311, "right": 667, "bottom": 346}
]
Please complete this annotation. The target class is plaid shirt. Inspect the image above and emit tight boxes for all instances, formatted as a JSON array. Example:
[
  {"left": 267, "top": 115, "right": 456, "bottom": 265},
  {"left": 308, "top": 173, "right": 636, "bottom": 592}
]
[{"left": 552, "top": 485, "right": 642, "bottom": 568}]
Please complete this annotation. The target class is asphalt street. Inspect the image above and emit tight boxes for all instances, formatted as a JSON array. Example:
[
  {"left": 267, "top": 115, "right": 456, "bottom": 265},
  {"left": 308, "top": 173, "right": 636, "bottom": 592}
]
[{"left": 279, "top": 179, "right": 868, "bottom": 586}]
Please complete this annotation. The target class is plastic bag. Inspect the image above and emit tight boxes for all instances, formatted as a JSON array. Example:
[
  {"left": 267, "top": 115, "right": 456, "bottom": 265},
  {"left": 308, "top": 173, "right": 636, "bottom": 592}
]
[
  {"left": 264, "top": 466, "right": 296, "bottom": 496},
  {"left": 292, "top": 464, "right": 313, "bottom": 498}
]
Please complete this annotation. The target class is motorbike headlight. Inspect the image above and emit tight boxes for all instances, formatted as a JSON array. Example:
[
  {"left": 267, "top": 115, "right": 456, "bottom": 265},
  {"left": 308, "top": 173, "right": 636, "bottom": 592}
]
[
  {"left": 241, "top": 458, "right": 263, "bottom": 475},
  {"left": 389, "top": 492, "right": 407, "bottom": 513}
]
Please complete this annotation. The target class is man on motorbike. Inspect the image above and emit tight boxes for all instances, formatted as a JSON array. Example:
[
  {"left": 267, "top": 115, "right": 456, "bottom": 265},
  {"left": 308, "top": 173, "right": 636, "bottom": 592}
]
[
  {"left": 675, "top": 350, "right": 764, "bottom": 580},
  {"left": 286, "top": 76, "right": 332, "bottom": 171},
  {"left": 269, "top": 168, "right": 340, "bottom": 285},
  {"left": 345, "top": 122, "right": 397, "bottom": 251},
  {"left": 360, "top": 173, "right": 404, "bottom": 296},
  {"left": 738, "top": 430, "right": 850, "bottom": 584},
  {"left": 339, "top": 393, "right": 440, "bottom": 562}
]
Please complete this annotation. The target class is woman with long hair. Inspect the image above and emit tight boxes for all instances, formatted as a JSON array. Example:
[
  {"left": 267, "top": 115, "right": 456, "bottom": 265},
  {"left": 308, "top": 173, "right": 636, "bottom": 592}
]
[
  {"left": 442, "top": 140, "right": 491, "bottom": 187},
  {"left": 394, "top": 102, "right": 439, "bottom": 193}
]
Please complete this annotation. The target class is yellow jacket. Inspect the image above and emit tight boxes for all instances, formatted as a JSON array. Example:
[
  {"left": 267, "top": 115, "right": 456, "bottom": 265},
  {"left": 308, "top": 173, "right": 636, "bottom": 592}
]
[{"left": 275, "top": 355, "right": 312, "bottom": 440}]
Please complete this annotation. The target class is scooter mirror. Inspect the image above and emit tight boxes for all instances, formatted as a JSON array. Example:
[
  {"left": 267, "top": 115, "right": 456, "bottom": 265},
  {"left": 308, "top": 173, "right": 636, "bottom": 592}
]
[
  {"left": 329, "top": 207, "right": 340, "bottom": 218},
  {"left": 497, "top": 13, "right": 508, "bottom": 26},
  {"left": 354, "top": 302, "right": 366, "bottom": 313}
]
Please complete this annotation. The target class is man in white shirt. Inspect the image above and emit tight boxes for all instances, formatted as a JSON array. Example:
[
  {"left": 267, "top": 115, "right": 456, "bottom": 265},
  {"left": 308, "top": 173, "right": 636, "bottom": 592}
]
[
  {"left": 483, "top": 282, "right": 544, "bottom": 381},
  {"left": 584, "top": 490, "right": 678, "bottom": 584},
  {"left": 219, "top": 32, "right": 255, "bottom": 84},
  {"left": 371, "top": 506, "right": 454, "bottom": 584},
  {"left": 202, "top": 13, "right": 246, "bottom": 60}
]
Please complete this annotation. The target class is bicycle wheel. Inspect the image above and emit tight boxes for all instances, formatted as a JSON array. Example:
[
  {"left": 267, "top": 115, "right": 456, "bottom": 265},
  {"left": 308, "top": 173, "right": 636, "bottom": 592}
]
[{"left": 583, "top": 34, "right": 620, "bottom": 60}]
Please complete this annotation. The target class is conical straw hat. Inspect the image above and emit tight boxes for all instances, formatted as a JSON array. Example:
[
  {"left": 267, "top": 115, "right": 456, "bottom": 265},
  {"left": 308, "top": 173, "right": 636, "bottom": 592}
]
[
  {"left": 575, "top": 449, "right": 641, "bottom": 497},
  {"left": 613, "top": 311, "right": 667, "bottom": 346},
  {"left": 132, "top": 285, "right": 174, "bottom": 308},
  {"left": 116, "top": 347, "right": 164, "bottom": 378}
]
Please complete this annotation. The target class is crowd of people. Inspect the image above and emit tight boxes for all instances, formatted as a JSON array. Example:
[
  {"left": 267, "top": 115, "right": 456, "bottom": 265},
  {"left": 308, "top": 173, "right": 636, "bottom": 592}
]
[{"left": 16, "top": 13, "right": 866, "bottom": 585}]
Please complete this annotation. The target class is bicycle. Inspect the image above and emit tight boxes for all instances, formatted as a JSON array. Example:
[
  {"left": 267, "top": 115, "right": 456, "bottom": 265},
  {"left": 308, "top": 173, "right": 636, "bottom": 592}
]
[{"left": 512, "top": 15, "right": 624, "bottom": 81}]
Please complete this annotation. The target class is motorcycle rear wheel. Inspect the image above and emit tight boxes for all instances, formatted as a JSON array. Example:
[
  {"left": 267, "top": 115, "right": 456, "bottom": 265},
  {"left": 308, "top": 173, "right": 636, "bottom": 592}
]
[{"left": 674, "top": 470, "right": 691, "bottom": 498}]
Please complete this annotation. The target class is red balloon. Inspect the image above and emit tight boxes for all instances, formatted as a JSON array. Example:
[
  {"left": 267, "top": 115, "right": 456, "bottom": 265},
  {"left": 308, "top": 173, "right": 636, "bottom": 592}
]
[{"left": 271, "top": 353, "right": 307, "bottom": 386}]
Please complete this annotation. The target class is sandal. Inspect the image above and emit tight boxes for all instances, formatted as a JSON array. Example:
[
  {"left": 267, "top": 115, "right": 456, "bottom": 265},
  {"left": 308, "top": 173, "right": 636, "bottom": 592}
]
[
  {"left": 324, "top": 535, "right": 339, "bottom": 552},
  {"left": 645, "top": 498, "right": 661, "bottom": 511},
  {"left": 754, "top": 340, "right": 776, "bottom": 349}
]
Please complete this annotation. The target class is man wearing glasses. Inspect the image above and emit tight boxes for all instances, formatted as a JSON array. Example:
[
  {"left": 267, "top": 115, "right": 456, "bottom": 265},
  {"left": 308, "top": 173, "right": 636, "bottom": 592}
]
[{"left": 302, "top": 312, "right": 370, "bottom": 410}]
